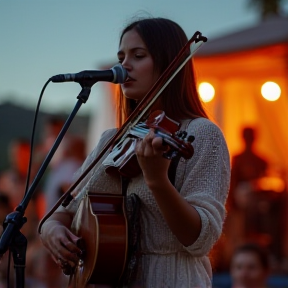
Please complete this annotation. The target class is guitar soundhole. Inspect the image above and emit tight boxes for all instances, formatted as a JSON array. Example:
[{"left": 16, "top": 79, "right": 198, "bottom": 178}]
[{"left": 62, "top": 263, "right": 74, "bottom": 276}]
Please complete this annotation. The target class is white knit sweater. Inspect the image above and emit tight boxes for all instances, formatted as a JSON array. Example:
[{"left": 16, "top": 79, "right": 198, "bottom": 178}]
[{"left": 67, "top": 117, "right": 231, "bottom": 288}]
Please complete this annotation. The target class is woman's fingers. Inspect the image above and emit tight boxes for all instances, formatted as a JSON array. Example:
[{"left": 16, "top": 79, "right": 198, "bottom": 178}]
[
  {"left": 152, "top": 137, "right": 169, "bottom": 152},
  {"left": 45, "top": 227, "right": 81, "bottom": 267},
  {"left": 52, "top": 245, "right": 78, "bottom": 269},
  {"left": 66, "top": 231, "right": 82, "bottom": 254},
  {"left": 136, "top": 129, "right": 165, "bottom": 157},
  {"left": 59, "top": 232, "right": 82, "bottom": 264}
]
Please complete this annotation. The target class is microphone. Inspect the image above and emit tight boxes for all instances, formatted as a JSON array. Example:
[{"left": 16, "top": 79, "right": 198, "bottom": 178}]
[{"left": 50, "top": 64, "right": 127, "bottom": 84}]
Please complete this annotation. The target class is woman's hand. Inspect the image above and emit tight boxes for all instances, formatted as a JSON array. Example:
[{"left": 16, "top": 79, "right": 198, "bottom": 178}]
[
  {"left": 40, "top": 220, "right": 82, "bottom": 270},
  {"left": 135, "top": 129, "right": 171, "bottom": 185},
  {"left": 135, "top": 129, "right": 202, "bottom": 247}
]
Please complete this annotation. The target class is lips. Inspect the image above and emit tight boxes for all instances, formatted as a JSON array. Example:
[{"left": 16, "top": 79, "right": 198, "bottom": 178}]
[{"left": 125, "top": 76, "right": 136, "bottom": 83}]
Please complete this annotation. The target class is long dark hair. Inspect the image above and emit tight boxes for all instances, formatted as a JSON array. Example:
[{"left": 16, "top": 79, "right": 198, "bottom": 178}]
[{"left": 116, "top": 17, "right": 208, "bottom": 126}]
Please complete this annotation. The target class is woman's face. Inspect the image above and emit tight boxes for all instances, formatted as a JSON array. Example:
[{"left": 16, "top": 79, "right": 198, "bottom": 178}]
[{"left": 118, "top": 29, "right": 160, "bottom": 101}]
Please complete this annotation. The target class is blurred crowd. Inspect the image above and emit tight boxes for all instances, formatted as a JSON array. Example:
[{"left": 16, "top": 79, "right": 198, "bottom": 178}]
[
  {"left": 0, "top": 121, "right": 288, "bottom": 287},
  {"left": 0, "top": 116, "right": 86, "bottom": 288},
  {"left": 211, "top": 127, "right": 288, "bottom": 277}
]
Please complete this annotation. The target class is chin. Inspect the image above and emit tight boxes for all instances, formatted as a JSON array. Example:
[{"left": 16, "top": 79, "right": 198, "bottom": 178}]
[{"left": 123, "top": 92, "right": 143, "bottom": 102}]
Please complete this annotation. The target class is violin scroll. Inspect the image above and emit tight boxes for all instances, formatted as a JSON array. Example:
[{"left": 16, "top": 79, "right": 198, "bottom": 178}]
[
  {"left": 145, "top": 110, "right": 180, "bottom": 133},
  {"left": 146, "top": 110, "right": 194, "bottom": 160},
  {"left": 162, "top": 129, "right": 195, "bottom": 160}
]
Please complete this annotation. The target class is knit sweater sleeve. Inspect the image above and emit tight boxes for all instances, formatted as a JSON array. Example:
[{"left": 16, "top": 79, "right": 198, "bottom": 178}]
[
  {"left": 179, "top": 118, "right": 231, "bottom": 256},
  {"left": 74, "top": 128, "right": 118, "bottom": 177}
]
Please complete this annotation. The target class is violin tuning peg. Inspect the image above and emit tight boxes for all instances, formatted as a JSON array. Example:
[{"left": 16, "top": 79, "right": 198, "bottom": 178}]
[
  {"left": 187, "top": 135, "right": 195, "bottom": 143},
  {"left": 175, "top": 131, "right": 183, "bottom": 138},
  {"left": 181, "top": 131, "right": 187, "bottom": 139},
  {"left": 176, "top": 130, "right": 188, "bottom": 139}
]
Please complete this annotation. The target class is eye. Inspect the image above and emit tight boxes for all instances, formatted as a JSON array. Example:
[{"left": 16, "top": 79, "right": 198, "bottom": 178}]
[
  {"left": 117, "top": 51, "right": 125, "bottom": 63},
  {"left": 135, "top": 53, "right": 145, "bottom": 59},
  {"left": 118, "top": 57, "right": 124, "bottom": 64}
]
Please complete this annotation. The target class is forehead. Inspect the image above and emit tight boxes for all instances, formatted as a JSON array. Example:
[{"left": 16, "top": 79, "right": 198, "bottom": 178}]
[
  {"left": 232, "top": 252, "right": 261, "bottom": 266},
  {"left": 119, "top": 29, "right": 147, "bottom": 50}
]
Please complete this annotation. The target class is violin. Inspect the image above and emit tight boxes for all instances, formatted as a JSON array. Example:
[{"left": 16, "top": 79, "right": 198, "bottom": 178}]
[{"left": 103, "top": 110, "right": 195, "bottom": 178}]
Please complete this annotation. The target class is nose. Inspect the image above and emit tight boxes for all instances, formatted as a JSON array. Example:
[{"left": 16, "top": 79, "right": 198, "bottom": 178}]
[{"left": 121, "top": 57, "right": 132, "bottom": 71}]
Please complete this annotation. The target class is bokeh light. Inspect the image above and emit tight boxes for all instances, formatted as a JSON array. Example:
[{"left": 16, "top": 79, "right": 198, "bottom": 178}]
[
  {"left": 198, "top": 82, "right": 215, "bottom": 102},
  {"left": 261, "top": 81, "right": 281, "bottom": 101}
]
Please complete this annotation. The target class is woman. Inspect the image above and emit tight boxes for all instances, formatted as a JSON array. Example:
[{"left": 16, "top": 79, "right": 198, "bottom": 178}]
[{"left": 39, "top": 17, "right": 231, "bottom": 287}]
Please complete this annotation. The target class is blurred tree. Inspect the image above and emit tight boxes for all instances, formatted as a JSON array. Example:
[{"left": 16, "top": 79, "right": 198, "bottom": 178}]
[{"left": 247, "top": 0, "right": 285, "bottom": 20}]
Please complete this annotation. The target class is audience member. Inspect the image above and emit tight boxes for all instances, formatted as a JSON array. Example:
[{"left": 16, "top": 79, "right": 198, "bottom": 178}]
[
  {"left": 44, "top": 136, "right": 86, "bottom": 212},
  {"left": 0, "top": 193, "right": 14, "bottom": 287},
  {"left": 229, "top": 127, "right": 268, "bottom": 211},
  {"left": 33, "top": 115, "right": 68, "bottom": 217},
  {"left": 0, "top": 138, "right": 31, "bottom": 209},
  {"left": 36, "top": 116, "right": 66, "bottom": 168},
  {"left": 230, "top": 243, "right": 270, "bottom": 288}
]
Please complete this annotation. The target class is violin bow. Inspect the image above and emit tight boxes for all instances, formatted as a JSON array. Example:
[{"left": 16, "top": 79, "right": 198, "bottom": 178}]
[{"left": 38, "top": 31, "right": 207, "bottom": 229}]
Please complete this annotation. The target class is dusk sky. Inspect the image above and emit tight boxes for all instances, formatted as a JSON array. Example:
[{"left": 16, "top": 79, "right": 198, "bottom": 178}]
[{"left": 1, "top": 1, "right": 287, "bottom": 116}]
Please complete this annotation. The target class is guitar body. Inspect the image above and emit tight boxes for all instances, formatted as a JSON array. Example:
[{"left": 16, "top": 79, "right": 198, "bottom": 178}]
[{"left": 68, "top": 193, "right": 128, "bottom": 288}]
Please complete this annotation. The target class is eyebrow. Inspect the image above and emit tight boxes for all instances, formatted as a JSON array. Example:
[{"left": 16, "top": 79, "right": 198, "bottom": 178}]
[{"left": 117, "top": 47, "right": 147, "bottom": 56}]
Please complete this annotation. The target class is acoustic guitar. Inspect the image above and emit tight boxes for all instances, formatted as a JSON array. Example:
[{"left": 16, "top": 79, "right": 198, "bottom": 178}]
[{"left": 67, "top": 193, "right": 128, "bottom": 287}]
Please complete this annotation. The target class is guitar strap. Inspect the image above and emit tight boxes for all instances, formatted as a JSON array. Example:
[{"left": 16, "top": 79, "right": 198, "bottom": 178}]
[
  {"left": 168, "top": 118, "right": 193, "bottom": 187},
  {"left": 121, "top": 176, "right": 130, "bottom": 196},
  {"left": 168, "top": 155, "right": 181, "bottom": 187},
  {"left": 121, "top": 176, "right": 140, "bottom": 286}
]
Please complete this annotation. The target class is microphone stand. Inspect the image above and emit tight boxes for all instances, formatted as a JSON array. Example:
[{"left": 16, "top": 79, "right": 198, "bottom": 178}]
[{"left": 0, "top": 84, "right": 92, "bottom": 288}]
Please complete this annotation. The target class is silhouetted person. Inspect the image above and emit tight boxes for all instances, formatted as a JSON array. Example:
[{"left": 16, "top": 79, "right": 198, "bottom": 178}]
[{"left": 229, "top": 127, "right": 268, "bottom": 211}]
